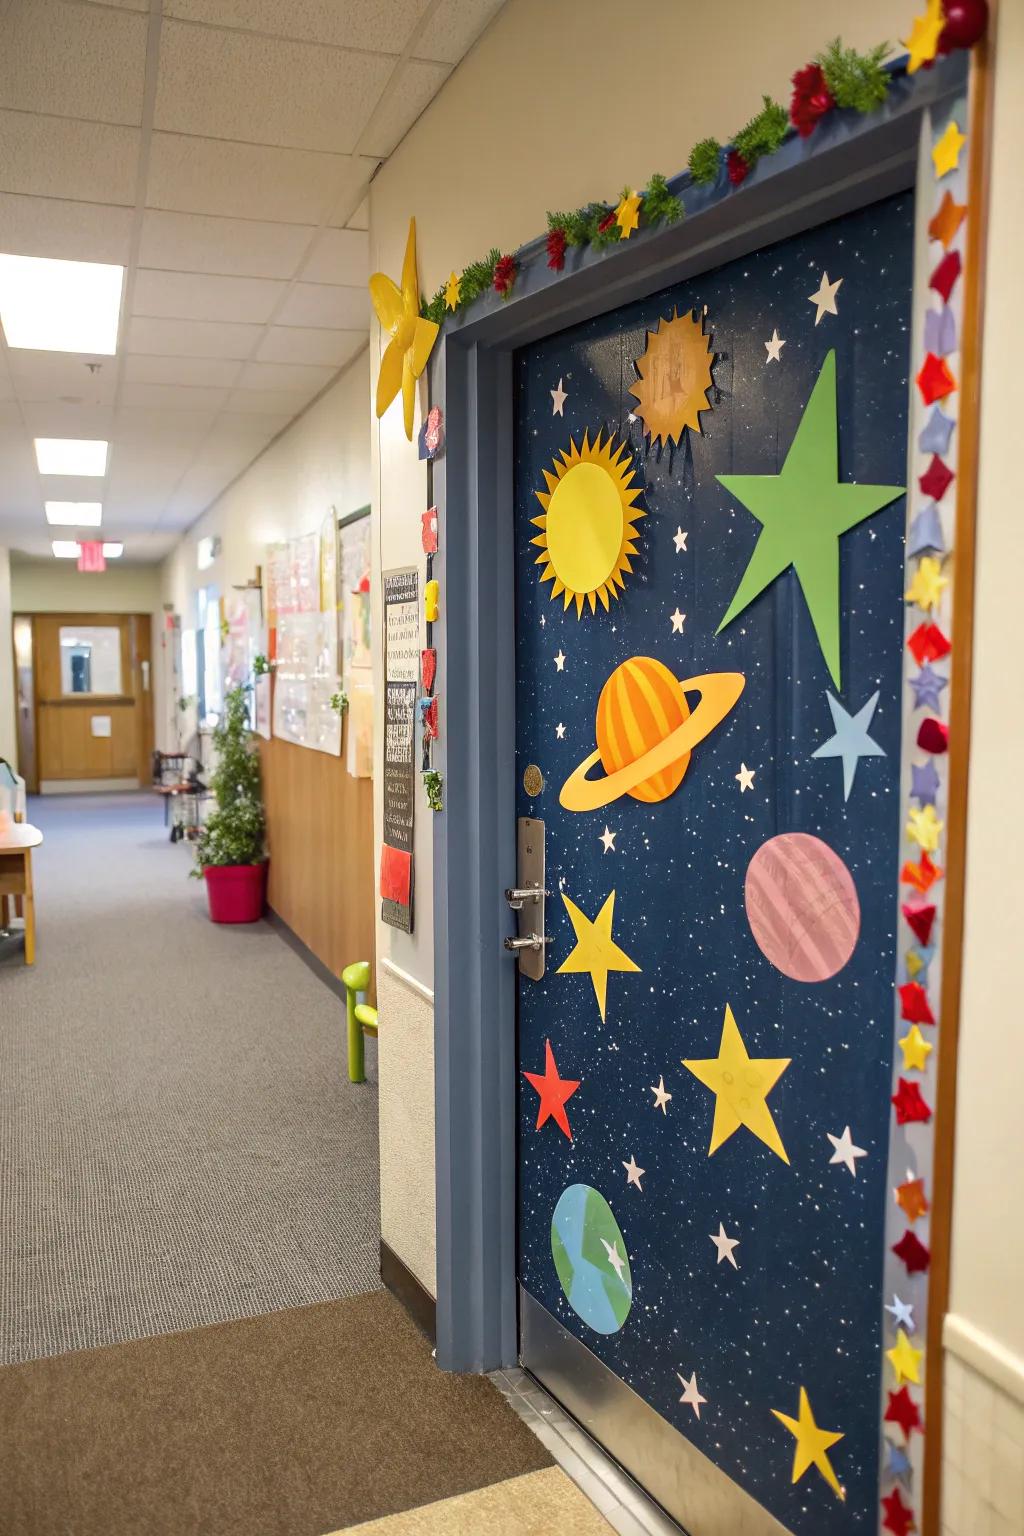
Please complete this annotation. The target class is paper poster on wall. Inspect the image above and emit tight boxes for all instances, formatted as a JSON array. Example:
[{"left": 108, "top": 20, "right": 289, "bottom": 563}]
[
  {"left": 272, "top": 611, "right": 342, "bottom": 755},
  {"left": 223, "top": 585, "right": 271, "bottom": 739},
  {"left": 381, "top": 566, "right": 419, "bottom": 932},
  {"left": 320, "top": 508, "right": 339, "bottom": 616},
  {"left": 339, "top": 509, "right": 373, "bottom": 779}
]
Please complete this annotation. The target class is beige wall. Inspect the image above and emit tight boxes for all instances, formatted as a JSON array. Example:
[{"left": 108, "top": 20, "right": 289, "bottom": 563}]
[
  {"left": 10, "top": 559, "right": 162, "bottom": 616},
  {"left": 0, "top": 548, "right": 16, "bottom": 769}
]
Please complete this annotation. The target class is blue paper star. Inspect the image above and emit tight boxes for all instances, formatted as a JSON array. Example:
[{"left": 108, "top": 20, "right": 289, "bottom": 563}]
[
  {"left": 924, "top": 305, "right": 957, "bottom": 358},
  {"left": 907, "top": 502, "right": 945, "bottom": 558},
  {"left": 910, "top": 664, "right": 949, "bottom": 711},
  {"left": 906, "top": 945, "right": 936, "bottom": 983},
  {"left": 811, "top": 690, "right": 886, "bottom": 801},
  {"left": 886, "top": 1294, "right": 917, "bottom": 1333},
  {"left": 888, "top": 1443, "right": 912, "bottom": 1483},
  {"left": 911, "top": 757, "right": 941, "bottom": 806},
  {"left": 919, "top": 406, "right": 955, "bottom": 458}
]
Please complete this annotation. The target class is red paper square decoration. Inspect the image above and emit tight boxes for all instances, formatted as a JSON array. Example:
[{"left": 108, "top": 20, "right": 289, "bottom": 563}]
[{"left": 379, "top": 843, "right": 412, "bottom": 906}]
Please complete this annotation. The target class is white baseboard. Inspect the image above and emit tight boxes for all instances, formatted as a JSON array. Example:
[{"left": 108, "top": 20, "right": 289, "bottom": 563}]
[
  {"left": 39, "top": 778, "right": 140, "bottom": 794},
  {"left": 944, "top": 1312, "right": 1024, "bottom": 1405},
  {"left": 380, "top": 956, "right": 434, "bottom": 1006}
]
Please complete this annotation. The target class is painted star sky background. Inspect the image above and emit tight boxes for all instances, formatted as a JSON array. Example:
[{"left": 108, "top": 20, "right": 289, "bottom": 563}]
[{"left": 514, "top": 190, "right": 914, "bottom": 1534}]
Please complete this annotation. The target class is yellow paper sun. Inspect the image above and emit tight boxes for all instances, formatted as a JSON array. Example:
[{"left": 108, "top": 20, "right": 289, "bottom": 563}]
[
  {"left": 531, "top": 432, "right": 645, "bottom": 617},
  {"left": 629, "top": 307, "right": 715, "bottom": 448}
]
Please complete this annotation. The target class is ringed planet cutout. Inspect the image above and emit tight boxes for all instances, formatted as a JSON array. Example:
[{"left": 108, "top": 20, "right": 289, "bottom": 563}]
[
  {"left": 744, "top": 833, "right": 861, "bottom": 983},
  {"left": 551, "top": 1183, "right": 632, "bottom": 1335},
  {"left": 559, "top": 657, "right": 745, "bottom": 812},
  {"left": 531, "top": 431, "right": 645, "bottom": 617},
  {"left": 628, "top": 306, "right": 715, "bottom": 447}
]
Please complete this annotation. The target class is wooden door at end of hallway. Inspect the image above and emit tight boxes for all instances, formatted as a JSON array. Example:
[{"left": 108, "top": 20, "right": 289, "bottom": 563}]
[{"left": 31, "top": 613, "right": 154, "bottom": 787}]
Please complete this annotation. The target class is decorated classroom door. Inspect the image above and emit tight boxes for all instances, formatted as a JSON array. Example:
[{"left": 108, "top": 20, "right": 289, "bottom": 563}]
[{"left": 515, "top": 191, "right": 916, "bottom": 1534}]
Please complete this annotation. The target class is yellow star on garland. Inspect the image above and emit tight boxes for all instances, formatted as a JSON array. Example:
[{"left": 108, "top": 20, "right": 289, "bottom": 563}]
[
  {"left": 933, "top": 119, "right": 968, "bottom": 178},
  {"left": 906, "top": 950, "right": 926, "bottom": 979},
  {"left": 615, "top": 189, "right": 642, "bottom": 240},
  {"left": 905, "top": 555, "right": 949, "bottom": 613},
  {"left": 903, "top": 0, "right": 944, "bottom": 74},
  {"left": 899, "top": 1024, "right": 933, "bottom": 1072},
  {"left": 907, "top": 803, "right": 944, "bottom": 853},
  {"left": 887, "top": 1328, "right": 924, "bottom": 1388},
  {"left": 556, "top": 890, "right": 640, "bottom": 1023},
  {"left": 369, "top": 217, "right": 440, "bottom": 441},
  {"left": 772, "top": 1387, "right": 845, "bottom": 1501},
  {"left": 444, "top": 270, "right": 461, "bottom": 311},
  {"left": 683, "top": 1004, "right": 791, "bottom": 1164}
]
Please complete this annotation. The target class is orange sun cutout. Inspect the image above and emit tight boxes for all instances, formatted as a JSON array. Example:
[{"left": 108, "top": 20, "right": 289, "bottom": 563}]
[{"left": 628, "top": 308, "right": 715, "bottom": 448}]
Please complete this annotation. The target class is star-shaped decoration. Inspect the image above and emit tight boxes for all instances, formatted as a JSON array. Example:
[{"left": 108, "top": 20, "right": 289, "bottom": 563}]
[
  {"left": 893, "top": 1228, "right": 931, "bottom": 1275},
  {"left": 919, "top": 406, "right": 955, "bottom": 458},
  {"left": 893, "top": 1077, "right": 932, "bottom": 1125},
  {"left": 906, "top": 556, "right": 949, "bottom": 614},
  {"left": 615, "top": 189, "right": 642, "bottom": 240},
  {"left": 808, "top": 271, "right": 843, "bottom": 325},
  {"left": 735, "top": 763, "right": 756, "bottom": 793},
  {"left": 924, "top": 303, "right": 957, "bottom": 357},
  {"left": 917, "top": 715, "right": 949, "bottom": 756},
  {"left": 907, "top": 504, "right": 945, "bottom": 561},
  {"left": 905, "top": 947, "right": 931, "bottom": 981},
  {"left": 771, "top": 1387, "right": 845, "bottom": 1500},
  {"left": 907, "top": 803, "right": 943, "bottom": 853},
  {"left": 911, "top": 660, "right": 949, "bottom": 713},
  {"left": 670, "top": 607, "right": 686, "bottom": 634},
  {"left": 931, "top": 249, "right": 963, "bottom": 304},
  {"left": 933, "top": 118, "right": 967, "bottom": 178},
  {"left": 650, "top": 1076, "right": 672, "bottom": 1114},
  {"left": 882, "top": 1486, "right": 915, "bottom": 1536},
  {"left": 556, "top": 890, "right": 640, "bottom": 1022},
  {"left": 522, "top": 1040, "right": 580, "bottom": 1140},
  {"left": 710, "top": 1221, "right": 740, "bottom": 1269},
  {"left": 899, "top": 1025, "right": 934, "bottom": 1073},
  {"left": 601, "top": 1236, "right": 628, "bottom": 1281},
  {"left": 623, "top": 1154, "right": 645, "bottom": 1190},
  {"left": 930, "top": 190, "right": 968, "bottom": 249},
  {"left": 886, "top": 1295, "right": 917, "bottom": 1334},
  {"left": 444, "top": 270, "right": 461, "bottom": 311},
  {"left": 899, "top": 980, "right": 936, "bottom": 1026},
  {"left": 907, "top": 621, "right": 951, "bottom": 666},
  {"left": 555, "top": 721, "right": 566, "bottom": 739},
  {"left": 888, "top": 1329, "right": 924, "bottom": 1391},
  {"left": 904, "top": 0, "right": 943, "bottom": 73},
  {"left": 888, "top": 1442, "right": 912, "bottom": 1482},
  {"left": 916, "top": 352, "right": 957, "bottom": 406},
  {"left": 901, "top": 849, "right": 942, "bottom": 894},
  {"left": 885, "top": 1385, "right": 922, "bottom": 1438},
  {"left": 910, "top": 757, "right": 941, "bottom": 807},
  {"left": 599, "top": 824, "right": 616, "bottom": 853},
  {"left": 902, "top": 898, "right": 937, "bottom": 947},
  {"left": 554, "top": 649, "right": 566, "bottom": 671},
  {"left": 673, "top": 526, "right": 688, "bottom": 553},
  {"left": 683, "top": 1003, "right": 791, "bottom": 1164},
  {"left": 765, "top": 328, "right": 786, "bottom": 363},
  {"left": 550, "top": 376, "right": 568, "bottom": 416},
  {"left": 827, "top": 1125, "right": 867, "bottom": 1177},
  {"left": 895, "top": 1177, "right": 930, "bottom": 1223},
  {"left": 716, "top": 351, "right": 903, "bottom": 687},
  {"left": 920, "top": 454, "right": 955, "bottom": 503},
  {"left": 369, "top": 217, "right": 440, "bottom": 440},
  {"left": 811, "top": 689, "right": 886, "bottom": 801},
  {"left": 677, "top": 1370, "right": 707, "bottom": 1419}
]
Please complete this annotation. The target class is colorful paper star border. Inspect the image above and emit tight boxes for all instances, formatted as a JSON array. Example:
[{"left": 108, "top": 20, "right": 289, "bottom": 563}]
[
  {"left": 905, "top": 555, "right": 949, "bottom": 613},
  {"left": 887, "top": 1327, "right": 924, "bottom": 1388},
  {"left": 899, "top": 1024, "right": 933, "bottom": 1072},
  {"left": 929, "top": 190, "right": 968, "bottom": 249},
  {"left": 903, "top": 0, "right": 943, "bottom": 73},
  {"left": 444, "top": 270, "right": 462, "bottom": 311},
  {"left": 907, "top": 804, "right": 944, "bottom": 854},
  {"left": 896, "top": 1176, "right": 930, "bottom": 1223},
  {"left": 933, "top": 119, "right": 968, "bottom": 178}
]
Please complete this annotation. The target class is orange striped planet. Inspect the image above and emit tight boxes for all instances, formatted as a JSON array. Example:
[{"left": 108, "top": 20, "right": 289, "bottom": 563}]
[{"left": 560, "top": 656, "right": 745, "bottom": 812}]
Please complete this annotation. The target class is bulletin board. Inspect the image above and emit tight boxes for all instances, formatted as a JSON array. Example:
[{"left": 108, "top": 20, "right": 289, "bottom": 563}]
[{"left": 270, "top": 529, "right": 342, "bottom": 756}]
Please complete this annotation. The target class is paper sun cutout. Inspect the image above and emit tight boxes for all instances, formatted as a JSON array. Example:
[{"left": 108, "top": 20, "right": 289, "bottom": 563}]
[
  {"left": 683, "top": 1003, "right": 791, "bottom": 1164},
  {"left": 916, "top": 353, "right": 957, "bottom": 406},
  {"left": 771, "top": 1387, "right": 845, "bottom": 1501},
  {"left": 628, "top": 308, "right": 715, "bottom": 447},
  {"left": 885, "top": 1385, "right": 923, "bottom": 1437},
  {"left": 556, "top": 890, "right": 640, "bottom": 1022},
  {"left": 933, "top": 119, "right": 968, "bottom": 178},
  {"left": 929, "top": 191, "right": 968, "bottom": 249},
  {"left": 811, "top": 689, "right": 886, "bottom": 801},
  {"left": 615, "top": 189, "right": 642, "bottom": 239},
  {"left": 369, "top": 218, "right": 440, "bottom": 441},
  {"left": 532, "top": 432, "right": 645, "bottom": 616},
  {"left": 896, "top": 1177, "right": 930, "bottom": 1223},
  {"left": 522, "top": 1040, "right": 580, "bottom": 1140},
  {"left": 893, "top": 1229, "right": 931, "bottom": 1274},
  {"left": 903, "top": 0, "right": 944, "bottom": 72}
]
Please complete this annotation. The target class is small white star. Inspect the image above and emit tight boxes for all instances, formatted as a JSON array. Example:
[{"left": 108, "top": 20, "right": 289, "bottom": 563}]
[
  {"left": 886, "top": 1295, "right": 917, "bottom": 1333},
  {"left": 599, "top": 825, "right": 617, "bottom": 853},
  {"left": 539, "top": 613, "right": 546, "bottom": 628},
  {"left": 601, "top": 1237, "right": 628, "bottom": 1282},
  {"left": 735, "top": 763, "right": 755, "bottom": 793},
  {"left": 710, "top": 1222, "right": 740, "bottom": 1269},
  {"left": 764, "top": 327, "right": 786, "bottom": 363},
  {"left": 555, "top": 722, "right": 566, "bottom": 739},
  {"left": 808, "top": 270, "right": 843, "bottom": 325},
  {"left": 623, "top": 1155, "right": 645, "bottom": 1190},
  {"left": 550, "top": 377, "right": 567, "bottom": 416},
  {"left": 670, "top": 608, "right": 686, "bottom": 634},
  {"left": 828, "top": 1125, "right": 867, "bottom": 1177},
  {"left": 673, "top": 527, "right": 688, "bottom": 554},
  {"left": 650, "top": 1076, "right": 672, "bottom": 1114},
  {"left": 554, "top": 650, "right": 566, "bottom": 671},
  {"left": 677, "top": 1371, "right": 707, "bottom": 1419}
]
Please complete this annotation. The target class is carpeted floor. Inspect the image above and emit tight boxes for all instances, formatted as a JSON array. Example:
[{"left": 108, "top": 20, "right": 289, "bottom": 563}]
[
  {"left": 332, "top": 1469, "right": 613, "bottom": 1534},
  {"left": 0, "top": 792, "right": 381, "bottom": 1365},
  {"left": 0, "top": 1290, "right": 553, "bottom": 1536}
]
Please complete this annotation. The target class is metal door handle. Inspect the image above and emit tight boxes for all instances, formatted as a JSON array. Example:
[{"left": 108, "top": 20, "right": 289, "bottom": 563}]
[
  {"left": 509, "top": 818, "right": 546, "bottom": 980},
  {"left": 505, "top": 886, "right": 549, "bottom": 910},
  {"left": 504, "top": 934, "right": 549, "bottom": 953}
]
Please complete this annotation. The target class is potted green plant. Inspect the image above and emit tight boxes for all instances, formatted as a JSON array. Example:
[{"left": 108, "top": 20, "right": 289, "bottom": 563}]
[{"left": 191, "top": 683, "right": 267, "bottom": 923}]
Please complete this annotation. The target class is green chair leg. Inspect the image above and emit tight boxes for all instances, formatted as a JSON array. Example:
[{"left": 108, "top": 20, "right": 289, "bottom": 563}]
[{"left": 342, "top": 960, "right": 372, "bottom": 1083}]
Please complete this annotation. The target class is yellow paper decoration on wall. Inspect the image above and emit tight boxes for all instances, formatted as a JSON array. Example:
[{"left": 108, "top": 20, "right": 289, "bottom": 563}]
[
  {"left": 628, "top": 308, "right": 715, "bottom": 448},
  {"left": 369, "top": 218, "right": 440, "bottom": 441}
]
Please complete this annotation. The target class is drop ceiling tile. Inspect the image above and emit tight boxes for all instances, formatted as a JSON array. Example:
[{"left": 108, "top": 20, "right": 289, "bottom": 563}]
[
  {"left": 147, "top": 132, "right": 374, "bottom": 226},
  {"left": 256, "top": 326, "right": 365, "bottom": 368},
  {"left": 359, "top": 58, "right": 451, "bottom": 159},
  {"left": 155, "top": 19, "right": 393, "bottom": 153},
  {"left": 138, "top": 209, "right": 314, "bottom": 279},
  {"left": 235, "top": 359, "right": 336, "bottom": 393},
  {"left": 116, "top": 407, "right": 212, "bottom": 446},
  {"left": 0, "top": 192, "right": 133, "bottom": 263},
  {"left": 298, "top": 227, "right": 368, "bottom": 286},
  {"left": 164, "top": 0, "right": 430, "bottom": 51},
  {"left": 223, "top": 387, "right": 312, "bottom": 416},
  {"left": 118, "top": 381, "right": 231, "bottom": 413},
  {"left": 343, "top": 196, "right": 370, "bottom": 231},
  {"left": 414, "top": 0, "right": 506, "bottom": 63},
  {"left": 0, "top": 1, "right": 148, "bottom": 124},
  {"left": 133, "top": 269, "right": 286, "bottom": 324},
  {"left": 274, "top": 282, "right": 368, "bottom": 330},
  {"left": 214, "top": 413, "right": 293, "bottom": 445},
  {"left": 127, "top": 315, "right": 263, "bottom": 359},
  {"left": 0, "top": 112, "right": 140, "bottom": 205},
  {"left": 124, "top": 353, "right": 241, "bottom": 388},
  {"left": 36, "top": 472, "right": 110, "bottom": 505},
  {"left": 7, "top": 351, "right": 118, "bottom": 407},
  {"left": 21, "top": 403, "right": 115, "bottom": 440}
]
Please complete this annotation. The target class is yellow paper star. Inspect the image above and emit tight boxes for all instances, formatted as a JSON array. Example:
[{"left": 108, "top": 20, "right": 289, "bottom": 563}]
[
  {"left": 903, "top": 0, "right": 943, "bottom": 74},
  {"left": 615, "top": 189, "right": 642, "bottom": 240},
  {"left": 683, "top": 1004, "right": 791, "bottom": 1164},
  {"left": 557, "top": 890, "right": 640, "bottom": 1022},
  {"left": 899, "top": 1024, "right": 933, "bottom": 1072},
  {"left": 906, "top": 950, "right": 925, "bottom": 979},
  {"left": 369, "top": 217, "right": 440, "bottom": 440},
  {"left": 444, "top": 270, "right": 461, "bottom": 311},
  {"left": 907, "top": 803, "right": 944, "bottom": 853},
  {"left": 905, "top": 555, "right": 949, "bottom": 613},
  {"left": 887, "top": 1328, "right": 924, "bottom": 1388},
  {"left": 772, "top": 1387, "right": 845, "bottom": 1501},
  {"left": 933, "top": 119, "right": 968, "bottom": 178}
]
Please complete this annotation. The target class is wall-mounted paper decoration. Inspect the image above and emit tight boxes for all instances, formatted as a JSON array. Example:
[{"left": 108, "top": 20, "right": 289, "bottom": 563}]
[
  {"left": 899, "top": 981, "right": 936, "bottom": 1025},
  {"left": 418, "top": 404, "right": 445, "bottom": 460},
  {"left": 424, "top": 579, "right": 439, "bottom": 623},
  {"left": 916, "top": 717, "right": 949, "bottom": 754},
  {"left": 895, "top": 1176, "right": 929, "bottom": 1222},
  {"left": 381, "top": 566, "right": 420, "bottom": 933},
  {"left": 421, "top": 507, "right": 439, "bottom": 554},
  {"left": 918, "top": 455, "right": 955, "bottom": 501},
  {"left": 885, "top": 1387, "right": 922, "bottom": 1437},
  {"left": 551, "top": 1184, "right": 632, "bottom": 1335},
  {"left": 907, "top": 620, "right": 951, "bottom": 665},
  {"left": 369, "top": 218, "right": 439, "bottom": 441},
  {"left": 916, "top": 352, "right": 957, "bottom": 405},
  {"left": 556, "top": 890, "right": 640, "bottom": 1022},
  {"left": 744, "top": 833, "right": 860, "bottom": 983},
  {"left": 421, "top": 648, "right": 437, "bottom": 694},
  {"left": 628, "top": 308, "right": 715, "bottom": 447},
  {"left": 810, "top": 689, "right": 885, "bottom": 801},
  {"left": 531, "top": 432, "right": 645, "bottom": 616},
  {"left": 771, "top": 1387, "right": 845, "bottom": 1500},
  {"left": 683, "top": 1003, "right": 791, "bottom": 1164},
  {"left": 929, "top": 249, "right": 962, "bottom": 303},
  {"left": 892, "top": 1229, "right": 930, "bottom": 1274},
  {"left": 932, "top": 117, "right": 967, "bottom": 177},
  {"left": 929, "top": 190, "right": 967, "bottom": 248},
  {"left": 522, "top": 1040, "right": 580, "bottom": 1140},
  {"left": 902, "top": 898, "right": 937, "bottom": 946}
]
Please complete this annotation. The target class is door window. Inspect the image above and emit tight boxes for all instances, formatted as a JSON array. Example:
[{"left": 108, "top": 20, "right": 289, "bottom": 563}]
[{"left": 58, "top": 625, "right": 122, "bottom": 695}]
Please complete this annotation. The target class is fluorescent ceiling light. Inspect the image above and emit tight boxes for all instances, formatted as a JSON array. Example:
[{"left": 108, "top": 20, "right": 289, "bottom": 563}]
[
  {"left": 45, "top": 501, "right": 102, "bottom": 527},
  {"left": 34, "top": 437, "right": 108, "bottom": 476},
  {"left": 0, "top": 253, "right": 123, "bottom": 354},
  {"left": 102, "top": 542, "right": 123, "bottom": 558},
  {"left": 51, "top": 541, "right": 81, "bottom": 558}
]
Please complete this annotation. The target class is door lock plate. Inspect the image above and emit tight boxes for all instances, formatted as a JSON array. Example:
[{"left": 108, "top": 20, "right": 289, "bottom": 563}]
[{"left": 505, "top": 816, "right": 547, "bottom": 980}]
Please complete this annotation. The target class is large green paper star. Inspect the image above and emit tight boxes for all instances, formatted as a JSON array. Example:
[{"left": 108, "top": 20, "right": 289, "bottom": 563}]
[{"left": 716, "top": 350, "right": 904, "bottom": 687}]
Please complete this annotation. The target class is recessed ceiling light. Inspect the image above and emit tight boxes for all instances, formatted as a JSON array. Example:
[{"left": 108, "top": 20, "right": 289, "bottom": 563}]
[
  {"left": 51, "top": 541, "right": 81, "bottom": 558},
  {"left": 102, "top": 542, "right": 123, "bottom": 558},
  {"left": 0, "top": 253, "right": 123, "bottom": 354},
  {"left": 45, "top": 501, "right": 102, "bottom": 527},
  {"left": 34, "top": 437, "right": 108, "bottom": 476}
]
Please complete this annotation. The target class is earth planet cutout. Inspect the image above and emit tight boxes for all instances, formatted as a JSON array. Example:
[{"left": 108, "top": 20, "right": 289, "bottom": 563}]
[{"left": 551, "top": 1183, "right": 632, "bottom": 1335}]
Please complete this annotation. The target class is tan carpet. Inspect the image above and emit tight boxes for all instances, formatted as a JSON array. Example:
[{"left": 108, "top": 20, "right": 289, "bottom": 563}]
[{"left": 329, "top": 1469, "right": 614, "bottom": 1534}]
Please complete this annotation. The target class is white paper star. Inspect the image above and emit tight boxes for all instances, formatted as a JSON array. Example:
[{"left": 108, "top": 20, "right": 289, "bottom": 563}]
[
  {"left": 827, "top": 1125, "right": 867, "bottom": 1177},
  {"left": 550, "top": 377, "right": 567, "bottom": 416},
  {"left": 670, "top": 608, "right": 686, "bottom": 634},
  {"left": 650, "top": 1076, "right": 672, "bottom": 1114},
  {"left": 555, "top": 722, "right": 566, "bottom": 739},
  {"left": 808, "top": 271, "right": 843, "bottom": 325},
  {"left": 710, "top": 1222, "right": 740, "bottom": 1269},
  {"left": 673, "top": 527, "right": 688, "bottom": 554},
  {"left": 765, "top": 328, "right": 786, "bottom": 363},
  {"left": 599, "top": 825, "right": 617, "bottom": 853},
  {"left": 811, "top": 690, "right": 885, "bottom": 802},
  {"left": 601, "top": 1237, "right": 627, "bottom": 1282},
  {"left": 554, "top": 650, "right": 566, "bottom": 671},
  {"left": 735, "top": 763, "right": 755, "bottom": 793},
  {"left": 886, "top": 1295, "right": 917, "bottom": 1334},
  {"left": 623, "top": 1155, "right": 645, "bottom": 1190},
  {"left": 540, "top": 614, "right": 546, "bottom": 628},
  {"left": 677, "top": 1371, "right": 707, "bottom": 1419}
]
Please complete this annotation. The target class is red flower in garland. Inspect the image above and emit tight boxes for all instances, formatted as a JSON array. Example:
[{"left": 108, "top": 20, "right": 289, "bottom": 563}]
[
  {"left": 493, "top": 253, "right": 517, "bottom": 299},
  {"left": 790, "top": 62, "right": 835, "bottom": 138},
  {"left": 546, "top": 227, "right": 567, "bottom": 272},
  {"left": 726, "top": 149, "right": 750, "bottom": 186},
  {"left": 597, "top": 209, "right": 617, "bottom": 234}
]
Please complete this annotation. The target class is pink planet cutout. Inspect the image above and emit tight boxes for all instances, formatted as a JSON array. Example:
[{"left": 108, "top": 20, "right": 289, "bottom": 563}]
[{"left": 744, "top": 833, "right": 860, "bottom": 983}]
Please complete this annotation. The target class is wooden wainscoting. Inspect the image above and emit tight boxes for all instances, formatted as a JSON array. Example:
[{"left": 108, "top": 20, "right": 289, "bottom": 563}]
[{"left": 259, "top": 734, "right": 375, "bottom": 987}]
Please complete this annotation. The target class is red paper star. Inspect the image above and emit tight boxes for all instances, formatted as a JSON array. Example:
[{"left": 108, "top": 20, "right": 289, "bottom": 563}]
[
  {"left": 421, "top": 647, "right": 437, "bottom": 693},
  {"left": 893, "top": 1229, "right": 931, "bottom": 1275},
  {"left": 908, "top": 622, "right": 952, "bottom": 665},
  {"left": 896, "top": 1176, "right": 930, "bottom": 1222},
  {"left": 893, "top": 1077, "right": 933, "bottom": 1125},
  {"left": 902, "top": 900, "right": 936, "bottom": 947},
  {"left": 885, "top": 1385, "right": 923, "bottom": 1437},
  {"left": 919, "top": 454, "right": 955, "bottom": 501},
  {"left": 929, "top": 190, "right": 967, "bottom": 249},
  {"left": 522, "top": 1040, "right": 580, "bottom": 1140},
  {"left": 916, "top": 352, "right": 956, "bottom": 405},
  {"left": 901, "top": 850, "right": 942, "bottom": 893},
  {"left": 899, "top": 981, "right": 936, "bottom": 1025},
  {"left": 882, "top": 1486, "right": 915, "bottom": 1535},
  {"left": 930, "top": 248, "right": 963, "bottom": 303},
  {"left": 917, "top": 717, "right": 949, "bottom": 754}
]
